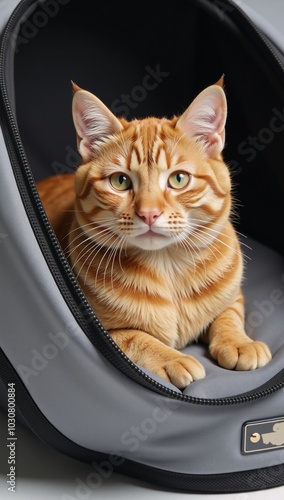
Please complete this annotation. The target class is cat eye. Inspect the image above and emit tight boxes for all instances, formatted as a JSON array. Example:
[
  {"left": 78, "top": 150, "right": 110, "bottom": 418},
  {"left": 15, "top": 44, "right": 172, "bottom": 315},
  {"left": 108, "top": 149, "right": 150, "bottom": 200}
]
[
  {"left": 168, "top": 171, "right": 191, "bottom": 190},
  {"left": 110, "top": 173, "right": 132, "bottom": 191}
]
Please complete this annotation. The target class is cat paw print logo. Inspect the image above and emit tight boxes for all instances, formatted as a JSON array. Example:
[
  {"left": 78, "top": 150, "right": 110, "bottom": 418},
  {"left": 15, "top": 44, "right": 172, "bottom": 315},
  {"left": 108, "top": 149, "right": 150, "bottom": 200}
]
[
  {"left": 242, "top": 418, "right": 284, "bottom": 454},
  {"left": 262, "top": 422, "right": 284, "bottom": 447}
]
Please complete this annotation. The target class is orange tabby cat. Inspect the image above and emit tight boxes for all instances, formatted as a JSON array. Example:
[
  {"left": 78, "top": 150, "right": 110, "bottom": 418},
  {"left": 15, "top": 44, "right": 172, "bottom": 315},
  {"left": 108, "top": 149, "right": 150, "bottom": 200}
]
[{"left": 36, "top": 80, "right": 272, "bottom": 389}]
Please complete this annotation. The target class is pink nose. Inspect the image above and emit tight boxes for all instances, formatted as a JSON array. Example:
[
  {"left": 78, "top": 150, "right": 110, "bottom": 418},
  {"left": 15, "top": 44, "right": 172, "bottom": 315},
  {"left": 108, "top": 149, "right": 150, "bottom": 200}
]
[{"left": 137, "top": 209, "right": 161, "bottom": 226}]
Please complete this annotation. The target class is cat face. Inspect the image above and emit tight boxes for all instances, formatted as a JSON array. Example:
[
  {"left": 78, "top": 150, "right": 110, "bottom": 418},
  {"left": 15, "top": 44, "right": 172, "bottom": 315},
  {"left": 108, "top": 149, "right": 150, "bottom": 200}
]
[{"left": 72, "top": 82, "right": 231, "bottom": 252}]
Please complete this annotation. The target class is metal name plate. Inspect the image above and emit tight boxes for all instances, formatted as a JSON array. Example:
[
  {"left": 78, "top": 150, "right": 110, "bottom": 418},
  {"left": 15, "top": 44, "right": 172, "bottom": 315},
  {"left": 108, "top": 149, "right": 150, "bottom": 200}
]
[{"left": 242, "top": 417, "right": 284, "bottom": 454}]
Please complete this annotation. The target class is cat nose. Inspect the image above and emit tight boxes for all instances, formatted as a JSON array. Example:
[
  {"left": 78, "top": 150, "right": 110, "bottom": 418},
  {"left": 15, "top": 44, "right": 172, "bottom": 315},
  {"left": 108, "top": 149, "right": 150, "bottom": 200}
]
[{"left": 137, "top": 209, "right": 161, "bottom": 226}]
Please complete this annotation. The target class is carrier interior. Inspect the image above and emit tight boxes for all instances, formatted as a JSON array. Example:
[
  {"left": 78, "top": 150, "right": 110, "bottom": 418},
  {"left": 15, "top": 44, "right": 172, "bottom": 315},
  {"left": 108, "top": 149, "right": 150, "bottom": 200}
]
[
  {"left": 11, "top": 0, "right": 284, "bottom": 395},
  {"left": 13, "top": 0, "right": 284, "bottom": 254}
]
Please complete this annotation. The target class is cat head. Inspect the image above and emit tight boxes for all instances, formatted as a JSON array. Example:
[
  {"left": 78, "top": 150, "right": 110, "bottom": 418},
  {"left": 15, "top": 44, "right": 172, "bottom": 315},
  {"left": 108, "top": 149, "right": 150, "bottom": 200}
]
[{"left": 71, "top": 80, "right": 231, "bottom": 252}]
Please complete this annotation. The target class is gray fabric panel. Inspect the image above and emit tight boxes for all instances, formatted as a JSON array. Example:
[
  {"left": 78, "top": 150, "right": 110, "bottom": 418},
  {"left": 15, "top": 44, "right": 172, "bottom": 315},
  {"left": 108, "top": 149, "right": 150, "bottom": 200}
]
[
  {"left": 0, "top": 1, "right": 284, "bottom": 475},
  {"left": 1, "top": 119, "right": 283, "bottom": 475},
  {"left": 0, "top": 0, "right": 19, "bottom": 33}
]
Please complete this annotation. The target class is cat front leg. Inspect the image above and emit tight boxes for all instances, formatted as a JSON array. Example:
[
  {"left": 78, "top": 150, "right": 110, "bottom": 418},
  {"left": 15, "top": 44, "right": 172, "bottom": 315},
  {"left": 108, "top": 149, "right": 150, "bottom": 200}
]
[
  {"left": 207, "top": 289, "right": 272, "bottom": 370},
  {"left": 109, "top": 329, "right": 206, "bottom": 389}
]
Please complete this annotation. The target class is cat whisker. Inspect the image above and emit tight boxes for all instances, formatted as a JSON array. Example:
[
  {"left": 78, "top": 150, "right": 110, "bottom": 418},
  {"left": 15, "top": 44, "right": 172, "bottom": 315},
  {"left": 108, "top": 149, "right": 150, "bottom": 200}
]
[
  {"left": 189, "top": 224, "right": 247, "bottom": 271},
  {"left": 65, "top": 233, "right": 94, "bottom": 260},
  {"left": 77, "top": 233, "right": 116, "bottom": 284},
  {"left": 68, "top": 235, "right": 101, "bottom": 266},
  {"left": 195, "top": 226, "right": 251, "bottom": 263},
  {"left": 69, "top": 225, "right": 117, "bottom": 272},
  {"left": 173, "top": 234, "right": 199, "bottom": 274},
  {"left": 103, "top": 241, "right": 118, "bottom": 288},
  {"left": 65, "top": 226, "right": 112, "bottom": 258},
  {"left": 118, "top": 239, "right": 127, "bottom": 273},
  {"left": 64, "top": 220, "right": 116, "bottom": 252},
  {"left": 104, "top": 236, "right": 127, "bottom": 291},
  {"left": 108, "top": 247, "right": 119, "bottom": 291},
  {"left": 62, "top": 222, "right": 98, "bottom": 243},
  {"left": 188, "top": 218, "right": 252, "bottom": 251},
  {"left": 93, "top": 234, "right": 124, "bottom": 288},
  {"left": 188, "top": 230, "right": 225, "bottom": 270},
  {"left": 72, "top": 222, "right": 124, "bottom": 287},
  {"left": 63, "top": 217, "right": 115, "bottom": 240}
]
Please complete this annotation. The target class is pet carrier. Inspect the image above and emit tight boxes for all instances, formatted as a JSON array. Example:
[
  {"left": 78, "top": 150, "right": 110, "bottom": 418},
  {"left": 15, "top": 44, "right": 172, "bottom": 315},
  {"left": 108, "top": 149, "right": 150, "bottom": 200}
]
[{"left": 0, "top": 0, "right": 284, "bottom": 493}]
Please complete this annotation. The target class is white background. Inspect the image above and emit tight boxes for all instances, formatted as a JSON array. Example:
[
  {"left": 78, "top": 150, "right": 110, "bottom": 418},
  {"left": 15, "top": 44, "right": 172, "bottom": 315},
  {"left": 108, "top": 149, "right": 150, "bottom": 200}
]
[{"left": 1, "top": 0, "right": 284, "bottom": 498}]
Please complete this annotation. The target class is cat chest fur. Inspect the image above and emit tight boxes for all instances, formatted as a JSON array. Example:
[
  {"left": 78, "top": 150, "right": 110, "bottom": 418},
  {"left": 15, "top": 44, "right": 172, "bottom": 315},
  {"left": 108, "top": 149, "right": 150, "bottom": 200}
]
[{"left": 79, "top": 243, "right": 241, "bottom": 350}]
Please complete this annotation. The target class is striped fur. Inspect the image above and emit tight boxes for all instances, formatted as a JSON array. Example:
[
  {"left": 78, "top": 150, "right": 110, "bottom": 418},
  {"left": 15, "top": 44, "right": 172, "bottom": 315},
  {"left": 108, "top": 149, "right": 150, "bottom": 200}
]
[{"left": 37, "top": 82, "right": 271, "bottom": 388}]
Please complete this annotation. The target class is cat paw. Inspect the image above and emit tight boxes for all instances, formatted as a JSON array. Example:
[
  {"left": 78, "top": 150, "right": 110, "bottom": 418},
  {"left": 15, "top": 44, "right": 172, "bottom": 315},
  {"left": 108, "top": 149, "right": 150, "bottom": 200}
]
[
  {"left": 156, "top": 355, "right": 206, "bottom": 389},
  {"left": 210, "top": 340, "right": 272, "bottom": 371}
]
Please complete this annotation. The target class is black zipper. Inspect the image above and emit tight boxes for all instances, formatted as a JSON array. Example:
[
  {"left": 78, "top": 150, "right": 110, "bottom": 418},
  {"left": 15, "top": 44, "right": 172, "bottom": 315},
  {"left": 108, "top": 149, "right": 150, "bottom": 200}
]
[
  {"left": 197, "top": 0, "right": 284, "bottom": 81},
  {"left": 0, "top": 0, "right": 284, "bottom": 406},
  {"left": 227, "top": 0, "right": 284, "bottom": 72}
]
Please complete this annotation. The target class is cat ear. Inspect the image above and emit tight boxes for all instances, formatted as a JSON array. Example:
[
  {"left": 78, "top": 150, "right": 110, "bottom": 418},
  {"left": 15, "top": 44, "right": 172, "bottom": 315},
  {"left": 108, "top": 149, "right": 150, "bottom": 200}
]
[
  {"left": 214, "top": 74, "right": 225, "bottom": 88},
  {"left": 176, "top": 84, "right": 227, "bottom": 158},
  {"left": 72, "top": 83, "right": 123, "bottom": 162}
]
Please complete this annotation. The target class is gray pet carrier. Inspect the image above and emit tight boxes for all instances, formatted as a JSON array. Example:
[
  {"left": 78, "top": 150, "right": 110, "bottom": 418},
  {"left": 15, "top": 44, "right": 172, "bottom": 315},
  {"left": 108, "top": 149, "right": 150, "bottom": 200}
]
[{"left": 0, "top": 0, "right": 284, "bottom": 493}]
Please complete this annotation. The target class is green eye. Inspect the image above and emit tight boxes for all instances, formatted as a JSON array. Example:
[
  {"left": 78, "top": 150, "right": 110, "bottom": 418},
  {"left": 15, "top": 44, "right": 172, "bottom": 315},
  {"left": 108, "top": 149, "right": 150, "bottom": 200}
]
[
  {"left": 168, "top": 171, "right": 190, "bottom": 189},
  {"left": 110, "top": 173, "right": 132, "bottom": 191}
]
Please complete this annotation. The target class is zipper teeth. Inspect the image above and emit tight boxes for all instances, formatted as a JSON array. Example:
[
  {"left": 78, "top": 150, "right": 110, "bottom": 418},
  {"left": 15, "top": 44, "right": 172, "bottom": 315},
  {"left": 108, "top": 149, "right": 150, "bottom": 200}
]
[
  {"left": 228, "top": 0, "right": 284, "bottom": 71},
  {"left": 1, "top": 0, "right": 284, "bottom": 405},
  {"left": 0, "top": 1, "right": 92, "bottom": 292}
]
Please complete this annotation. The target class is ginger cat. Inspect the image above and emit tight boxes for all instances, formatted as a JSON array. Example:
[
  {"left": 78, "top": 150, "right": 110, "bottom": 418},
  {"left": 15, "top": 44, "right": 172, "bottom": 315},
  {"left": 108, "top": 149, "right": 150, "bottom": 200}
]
[{"left": 36, "top": 81, "right": 272, "bottom": 389}]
